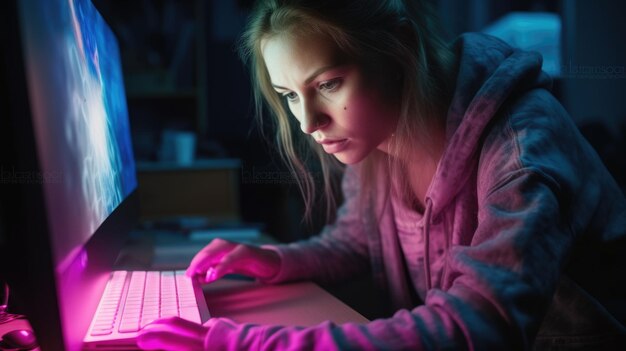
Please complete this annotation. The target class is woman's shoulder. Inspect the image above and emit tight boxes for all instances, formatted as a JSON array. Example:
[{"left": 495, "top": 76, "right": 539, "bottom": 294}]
[
  {"left": 477, "top": 87, "right": 614, "bottom": 196},
  {"left": 480, "top": 88, "right": 576, "bottom": 158}
]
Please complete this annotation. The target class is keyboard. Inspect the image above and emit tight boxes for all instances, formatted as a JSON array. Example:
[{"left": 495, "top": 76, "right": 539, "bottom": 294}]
[{"left": 84, "top": 270, "right": 209, "bottom": 347}]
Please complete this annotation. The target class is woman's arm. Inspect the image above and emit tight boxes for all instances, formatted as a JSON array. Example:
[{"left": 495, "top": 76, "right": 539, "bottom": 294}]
[
  {"left": 261, "top": 165, "right": 372, "bottom": 285},
  {"left": 184, "top": 165, "right": 371, "bottom": 285}
]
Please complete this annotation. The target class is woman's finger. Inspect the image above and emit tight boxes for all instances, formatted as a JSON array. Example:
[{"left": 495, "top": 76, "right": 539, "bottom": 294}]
[
  {"left": 137, "top": 317, "right": 207, "bottom": 351},
  {"left": 212, "top": 245, "right": 279, "bottom": 280},
  {"left": 186, "top": 238, "right": 237, "bottom": 277},
  {"left": 137, "top": 330, "right": 203, "bottom": 351},
  {"left": 206, "top": 244, "right": 252, "bottom": 282},
  {"left": 143, "top": 317, "right": 207, "bottom": 339}
]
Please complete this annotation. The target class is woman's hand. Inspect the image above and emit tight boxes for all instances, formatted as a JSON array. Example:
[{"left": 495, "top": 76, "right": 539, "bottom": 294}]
[
  {"left": 186, "top": 238, "right": 281, "bottom": 283},
  {"left": 137, "top": 317, "right": 208, "bottom": 351}
]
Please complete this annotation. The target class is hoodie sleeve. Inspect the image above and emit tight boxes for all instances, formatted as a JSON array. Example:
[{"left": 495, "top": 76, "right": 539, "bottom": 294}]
[{"left": 260, "top": 165, "right": 371, "bottom": 285}]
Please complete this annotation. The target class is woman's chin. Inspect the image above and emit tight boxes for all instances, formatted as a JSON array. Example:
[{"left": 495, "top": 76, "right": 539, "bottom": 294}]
[{"left": 332, "top": 150, "right": 368, "bottom": 165}]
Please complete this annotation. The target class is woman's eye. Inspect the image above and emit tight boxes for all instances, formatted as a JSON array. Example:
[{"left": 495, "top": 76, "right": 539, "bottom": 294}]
[
  {"left": 319, "top": 79, "right": 341, "bottom": 92},
  {"left": 283, "top": 92, "right": 298, "bottom": 102}
]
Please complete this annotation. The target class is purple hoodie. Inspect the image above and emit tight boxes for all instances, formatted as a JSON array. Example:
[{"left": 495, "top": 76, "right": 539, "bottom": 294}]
[{"left": 202, "top": 33, "right": 626, "bottom": 350}]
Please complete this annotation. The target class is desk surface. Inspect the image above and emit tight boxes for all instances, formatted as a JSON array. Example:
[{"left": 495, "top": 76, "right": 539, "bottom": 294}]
[{"left": 204, "top": 278, "right": 368, "bottom": 326}]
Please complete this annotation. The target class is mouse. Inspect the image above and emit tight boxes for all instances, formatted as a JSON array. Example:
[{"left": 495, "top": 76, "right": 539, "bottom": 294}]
[{"left": 1, "top": 329, "right": 38, "bottom": 350}]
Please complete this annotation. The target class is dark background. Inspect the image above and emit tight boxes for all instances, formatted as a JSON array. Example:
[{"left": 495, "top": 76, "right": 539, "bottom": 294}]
[{"left": 92, "top": 0, "right": 626, "bottom": 244}]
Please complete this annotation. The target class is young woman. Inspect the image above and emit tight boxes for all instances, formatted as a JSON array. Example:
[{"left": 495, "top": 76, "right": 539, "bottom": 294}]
[{"left": 138, "top": 0, "right": 626, "bottom": 349}]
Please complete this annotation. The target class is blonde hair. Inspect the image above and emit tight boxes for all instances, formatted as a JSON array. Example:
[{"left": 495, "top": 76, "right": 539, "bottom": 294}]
[{"left": 238, "top": 0, "right": 454, "bottom": 222}]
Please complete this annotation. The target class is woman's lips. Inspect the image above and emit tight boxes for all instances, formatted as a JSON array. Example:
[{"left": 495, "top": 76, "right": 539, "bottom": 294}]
[{"left": 317, "top": 138, "right": 349, "bottom": 154}]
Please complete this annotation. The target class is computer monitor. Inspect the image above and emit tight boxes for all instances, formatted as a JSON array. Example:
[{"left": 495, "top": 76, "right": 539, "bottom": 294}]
[{"left": 0, "top": 0, "right": 139, "bottom": 349}]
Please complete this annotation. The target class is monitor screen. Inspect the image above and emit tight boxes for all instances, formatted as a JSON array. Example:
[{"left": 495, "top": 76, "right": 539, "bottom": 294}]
[{"left": 18, "top": 0, "right": 137, "bottom": 272}]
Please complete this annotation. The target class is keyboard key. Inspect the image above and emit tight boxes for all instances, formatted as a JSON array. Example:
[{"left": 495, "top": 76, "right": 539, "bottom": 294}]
[
  {"left": 179, "top": 307, "right": 201, "bottom": 323},
  {"left": 140, "top": 316, "right": 159, "bottom": 328},
  {"left": 118, "top": 322, "right": 139, "bottom": 333},
  {"left": 94, "top": 323, "right": 115, "bottom": 332},
  {"left": 90, "top": 328, "right": 113, "bottom": 336},
  {"left": 160, "top": 311, "right": 179, "bottom": 319}
]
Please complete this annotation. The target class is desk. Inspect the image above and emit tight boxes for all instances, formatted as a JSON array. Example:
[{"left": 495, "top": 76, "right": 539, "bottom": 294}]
[{"left": 203, "top": 279, "right": 368, "bottom": 326}]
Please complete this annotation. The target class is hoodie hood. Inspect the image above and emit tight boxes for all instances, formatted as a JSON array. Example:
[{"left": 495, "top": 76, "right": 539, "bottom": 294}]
[{"left": 426, "top": 32, "right": 553, "bottom": 216}]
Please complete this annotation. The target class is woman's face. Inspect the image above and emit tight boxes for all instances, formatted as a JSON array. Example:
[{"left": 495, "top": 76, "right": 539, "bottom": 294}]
[{"left": 262, "top": 33, "right": 400, "bottom": 164}]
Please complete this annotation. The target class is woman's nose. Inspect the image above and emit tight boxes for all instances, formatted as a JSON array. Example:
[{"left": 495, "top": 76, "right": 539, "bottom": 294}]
[{"left": 299, "top": 102, "right": 330, "bottom": 134}]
